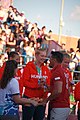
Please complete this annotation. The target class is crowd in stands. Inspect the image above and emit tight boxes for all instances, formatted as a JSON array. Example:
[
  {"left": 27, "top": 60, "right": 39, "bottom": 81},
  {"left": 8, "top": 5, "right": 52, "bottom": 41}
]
[{"left": 0, "top": 5, "right": 54, "bottom": 67}]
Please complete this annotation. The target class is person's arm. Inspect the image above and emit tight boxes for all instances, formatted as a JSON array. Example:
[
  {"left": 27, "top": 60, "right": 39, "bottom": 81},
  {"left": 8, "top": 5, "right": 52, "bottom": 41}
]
[
  {"left": 39, "top": 81, "right": 63, "bottom": 105},
  {"left": 6, "top": 39, "right": 16, "bottom": 45},
  {"left": 12, "top": 94, "right": 38, "bottom": 106},
  {"left": 19, "top": 76, "right": 24, "bottom": 97},
  {"left": 10, "top": 78, "right": 38, "bottom": 106},
  {"left": 47, "top": 81, "right": 62, "bottom": 101}
]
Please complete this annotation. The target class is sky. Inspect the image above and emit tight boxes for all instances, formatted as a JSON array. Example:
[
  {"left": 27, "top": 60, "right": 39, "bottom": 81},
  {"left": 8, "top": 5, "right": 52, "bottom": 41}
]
[{"left": 13, "top": 0, "right": 80, "bottom": 37}]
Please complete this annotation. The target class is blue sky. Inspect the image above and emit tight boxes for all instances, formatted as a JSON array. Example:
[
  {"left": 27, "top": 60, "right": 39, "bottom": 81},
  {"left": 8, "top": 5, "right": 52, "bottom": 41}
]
[{"left": 13, "top": 0, "right": 80, "bottom": 37}]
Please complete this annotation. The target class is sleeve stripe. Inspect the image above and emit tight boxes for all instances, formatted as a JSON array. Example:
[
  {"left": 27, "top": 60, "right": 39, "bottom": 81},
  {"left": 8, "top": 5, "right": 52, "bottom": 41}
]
[{"left": 55, "top": 77, "right": 60, "bottom": 80}]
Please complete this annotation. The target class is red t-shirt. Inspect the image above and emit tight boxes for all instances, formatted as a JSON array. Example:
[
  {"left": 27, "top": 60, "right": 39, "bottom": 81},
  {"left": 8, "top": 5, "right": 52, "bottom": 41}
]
[
  {"left": 64, "top": 68, "right": 73, "bottom": 93},
  {"left": 50, "top": 64, "right": 70, "bottom": 108},
  {"left": 21, "top": 61, "right": 50, "bottom": 99},
  {"left": 74, "top": 82, "right": 80, "bottom": 108},
  {"left": 65, "top": 68, "right": 72, "bottom": 82}
]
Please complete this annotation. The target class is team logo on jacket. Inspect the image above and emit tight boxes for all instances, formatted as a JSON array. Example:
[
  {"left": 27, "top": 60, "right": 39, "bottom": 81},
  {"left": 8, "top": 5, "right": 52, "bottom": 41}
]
[{"left": 31, "top": 74, "right": 48, "bottom": 79}]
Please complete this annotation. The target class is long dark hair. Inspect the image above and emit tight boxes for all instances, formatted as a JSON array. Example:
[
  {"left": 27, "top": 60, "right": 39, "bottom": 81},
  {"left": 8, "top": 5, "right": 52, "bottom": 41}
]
[{"left": 0, "top": 60, "right": 18, "bottom": 89}]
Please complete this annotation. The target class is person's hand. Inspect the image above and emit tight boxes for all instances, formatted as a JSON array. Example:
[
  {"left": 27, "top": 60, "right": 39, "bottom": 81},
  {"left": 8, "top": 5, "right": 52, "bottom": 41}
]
[
  {"left": 38, "top": 78, "right": 45, "bottom": 88},
  {"left": 30, "top": 97, "right": 40, "bottom": 102},
  {"left": 38, "top": 99, "right": 47, "bottom": 106},
  {"left": 29, "top": 99, "right": 38, "bottom": 106},
  {"left": 25, "top": 103, "right": 31, "bottom": 107},
  {"left": 25, "top": 98, "right": 39, "bottom": 107},
  {"left": 30, "top": 97, "right": 43, "bottom": 103}
]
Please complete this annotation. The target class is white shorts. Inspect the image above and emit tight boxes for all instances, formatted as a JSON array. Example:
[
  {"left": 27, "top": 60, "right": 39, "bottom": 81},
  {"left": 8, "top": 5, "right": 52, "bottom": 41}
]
[{"left": 50, "top": 108, "right": 70, "bottom": 120}]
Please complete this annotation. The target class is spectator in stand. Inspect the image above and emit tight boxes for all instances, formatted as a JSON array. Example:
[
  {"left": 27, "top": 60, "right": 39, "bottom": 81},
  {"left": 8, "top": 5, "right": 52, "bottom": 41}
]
[
  {"left": 76, "top": 39, "right": 80, "bottom": 61},
  {"left": 35, "top": 38, "right": 43, "bottom": 49},
  {"left": 77, "top": 39, "right": 80, "bottom": 50},
  {"left": 28, "top": 27, "right": 37, "bottom": 43},
  {"left": 21, "top": 46, "right": 50, "bottom": 120},
  {"left": 12, "top": 7, "right": 19, "bottom": 22},
  {"left": 0, "top": 5, "right": 5, "bottom": 22},
  {"left": 37, "top": 29, "right": 43, "bottom": 39},
  {"left": 46, "top": 30, "right": 54, "bottom": 40},
  {"left": 40, "top": 51, "right": 70, "bottom": 120},
  {"left": 25, "top": 41, "right": 35, "bottom": 62},
  {"left": 3, "top": 22, "right": 11, "bottom": 38},
  {"left": 6, "top": 6, "right": 14, "bottom": 25},
  {"left": 0, "top": 26, "right": 2, "bottom": 35},
  {"left": 73, "top": 61, "right": 80, "bottom": 83},
  {"left": 19, "top": 12, "right": 25, "bottom": 24},
  {"left": 0, "top": 53, "right": 5, "bottom": 67},
  {"left": 27, "top": 21, "right": 33, "bottom": 33},
  {"left": 0, "top": 38, "right": 4, "bottom": 54},
  {"left": 1, "top": 30, "right": 7, "bottom": 53},
  {"left": 69, "top": 48, "right": 76, "bottom": 60},
  {"left": 0, "top": 54, "right": 4, "bottom": 67},
  {"left": 6, "top": 32, "right": 16, "bottom": 51},
  {"left": 41, "top": 26, "right": 47, "bottom": 35},
  {"left": 21, "top": 44, "right": 27, "bottom": 65},
  {"left": 69, "top": 48, "right": 77, "bottom": 71},
  {"left": 0, "top": 60, "right": 38, "bottom": 120}
]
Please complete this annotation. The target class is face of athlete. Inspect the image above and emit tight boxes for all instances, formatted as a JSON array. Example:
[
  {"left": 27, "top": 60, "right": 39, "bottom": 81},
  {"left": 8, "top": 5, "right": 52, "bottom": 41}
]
[
  {"left": 49, "top": 54, "right": 55, "bottom": 68},
  {"left": 36, "top": 51, "right": 47, "bottom": 65},
  {"left": 62, "top": 57, "right": 70, "bottom": 69}
]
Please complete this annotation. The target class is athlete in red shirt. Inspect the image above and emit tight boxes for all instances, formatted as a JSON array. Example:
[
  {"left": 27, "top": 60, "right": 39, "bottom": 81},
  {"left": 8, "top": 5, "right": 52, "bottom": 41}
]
[
  {"left": 40, "top": 51, "right": 70, "bottom": 120},
  {"left": 62, "top": 52, "right": 73, "bottom": 91},
  {"left": 74, "top": 80, "right": 80, "bottom": 120},
  {"left": 62, "top": 53, "right": 72, "bottom": 80},
  {"left": 21, "top": 48, "right": 50, "bottom": 120}
]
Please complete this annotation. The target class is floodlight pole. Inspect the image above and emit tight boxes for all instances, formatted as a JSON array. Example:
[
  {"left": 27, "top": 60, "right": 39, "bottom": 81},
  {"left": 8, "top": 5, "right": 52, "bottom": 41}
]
[{"left": 58, "top": 0, "right": 64, "bottom": 44}]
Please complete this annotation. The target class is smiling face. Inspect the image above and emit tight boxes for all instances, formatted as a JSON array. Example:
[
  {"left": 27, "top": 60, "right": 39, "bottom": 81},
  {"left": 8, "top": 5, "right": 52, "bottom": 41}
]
[
  {"left": 62, "top": 57, "right": 70, "bottom": 69},
  {"left": 35, "top": 49, "right": 47, "bottom": 65}
]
